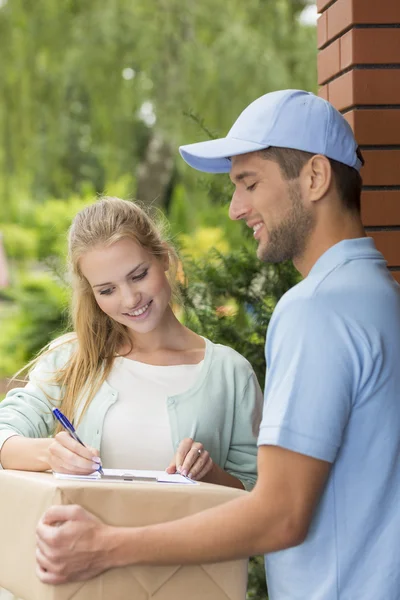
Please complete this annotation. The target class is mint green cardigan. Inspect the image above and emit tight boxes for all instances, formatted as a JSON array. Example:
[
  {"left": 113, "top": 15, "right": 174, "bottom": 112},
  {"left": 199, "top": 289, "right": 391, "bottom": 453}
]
[{"left": 0, "top": 337, "right": 263, "bottom": 490}]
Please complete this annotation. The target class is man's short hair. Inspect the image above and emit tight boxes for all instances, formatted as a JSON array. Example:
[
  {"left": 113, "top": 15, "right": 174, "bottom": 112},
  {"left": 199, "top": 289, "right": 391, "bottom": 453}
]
[{"left": 261, "top": 147, "right": 362, "bottom": 214}]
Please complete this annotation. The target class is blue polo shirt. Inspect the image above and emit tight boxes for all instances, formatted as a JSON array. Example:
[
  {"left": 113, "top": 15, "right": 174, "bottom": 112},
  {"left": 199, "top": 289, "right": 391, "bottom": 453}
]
[{"left": 258, "top": 237, "right": 400, "bottom": 599}]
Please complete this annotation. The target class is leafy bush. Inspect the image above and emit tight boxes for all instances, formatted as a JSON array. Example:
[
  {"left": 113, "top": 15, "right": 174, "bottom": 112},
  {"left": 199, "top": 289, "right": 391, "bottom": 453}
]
[
  {"left": 0, "top": 223, "right": 39, "bottom": 262},
  {"left": 247, "top": 556, "right": 269, "bottom": 599},
  {"left": 0, "top": 272, "right": 69, "bottom": 377},
  {"left": 179, "top": 226, "right": 230, "bottom": 260},
  {"left": 32, "top": 196, "right": 93, "bottom": 262},
  {"left": 180, "top": 247, "right": 300, "bottom": 388}
]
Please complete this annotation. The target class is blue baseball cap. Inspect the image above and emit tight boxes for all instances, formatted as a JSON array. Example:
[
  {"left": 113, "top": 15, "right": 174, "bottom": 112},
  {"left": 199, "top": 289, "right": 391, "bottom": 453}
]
[{"left": 179, "top": 89, "right": 363, "bottom": 173}]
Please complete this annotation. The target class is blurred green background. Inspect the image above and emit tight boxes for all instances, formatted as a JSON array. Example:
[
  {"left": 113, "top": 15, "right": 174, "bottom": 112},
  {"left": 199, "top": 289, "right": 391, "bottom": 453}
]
[{"left": 0, "top": 1, "right": 317, "bottom": 597}]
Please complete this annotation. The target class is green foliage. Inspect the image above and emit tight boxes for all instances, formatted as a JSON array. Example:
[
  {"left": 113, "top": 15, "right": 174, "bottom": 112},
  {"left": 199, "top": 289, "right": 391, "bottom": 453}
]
[
  {"left": 0, "top": 273, "right": 69, "bottom": 377},
  {"left": 169, "top": 177, "right": 247, "bottom": 252},
  {"left": 179, "top": 227, "right": 230, "bottom": 259},
  {"left": 180, "top": 247, "right": 300, "bottom": 388},
  {"left": 0, "top": 0, "right": 316, "bottom": 217},
  {"left": 32, "top": 196, "right": 93, "bottom": 261},
  {"left": 0, "top": 223, "right": 38, "bottom": 262},
  {"left": 247, "top": 556, "right": 269, "bottom": 600}
]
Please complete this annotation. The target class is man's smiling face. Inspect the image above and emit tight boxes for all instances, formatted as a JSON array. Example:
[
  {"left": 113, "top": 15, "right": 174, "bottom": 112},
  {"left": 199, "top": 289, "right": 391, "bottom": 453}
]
[{"left": 229, "top": 151, "right": 315, "bottom": 264}]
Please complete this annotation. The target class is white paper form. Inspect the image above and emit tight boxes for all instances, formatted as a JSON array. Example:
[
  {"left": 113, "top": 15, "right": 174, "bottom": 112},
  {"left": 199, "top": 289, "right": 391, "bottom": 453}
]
[{"left": 53, "top": 468, "right": 198, "bottom": 484}]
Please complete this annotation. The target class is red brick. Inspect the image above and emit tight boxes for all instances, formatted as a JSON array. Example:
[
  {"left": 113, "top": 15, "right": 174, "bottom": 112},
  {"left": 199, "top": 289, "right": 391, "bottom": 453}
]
[
  {"left": 317, "top": 11, "right": 328, "bottom": 49},
  {"left": 317, "top": 0, "right": 335, "bottom": 13},
  {"left": 339, "top": 29, "right": 353, "bottom": 71},
  {"left": 323, "top": 0, "right": 400, "bottom": 46},
  {"left": 318, "top": 39, "right": 341, "bottom": 85},
  {"left": 361, "top": 191, "right": 400, "bottom": 227},
  {"left": 344, "top": 109, "right": 400, "bottom": 145},
  {"left": 362, "top": 150, "right": 400, "bottom": 186},
  {"left": 327, "top": 0, "right": 353, "bottom": 43},
  {"left": 354, "top": 0, "right": 400, "bottom": 24},
  {"left": 341, "top": 29, "right": 400, "bottom": 69},
  {"left": 368, "top": 231, "right": 400, "bottom": 267},
  {"left": 328, "top": 71, "right": 354, "bottom": 111},
  {"left": 318, "top": 84, "right": 329, "bottom": 101},
  {"left": 329, "top": 69, "right": 400, "bottom": 112}
]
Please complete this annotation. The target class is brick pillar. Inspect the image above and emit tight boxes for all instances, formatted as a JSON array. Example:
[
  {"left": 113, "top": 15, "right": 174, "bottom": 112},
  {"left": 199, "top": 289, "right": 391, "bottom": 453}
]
[{"left": 317, "top": 0, "right": 400, "bottom": 282}]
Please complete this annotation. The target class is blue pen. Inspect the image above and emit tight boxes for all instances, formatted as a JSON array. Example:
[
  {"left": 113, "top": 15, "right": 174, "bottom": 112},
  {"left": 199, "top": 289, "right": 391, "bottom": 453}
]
[{"left": 52, "top": 408, "right": 104, "bottom": 475}]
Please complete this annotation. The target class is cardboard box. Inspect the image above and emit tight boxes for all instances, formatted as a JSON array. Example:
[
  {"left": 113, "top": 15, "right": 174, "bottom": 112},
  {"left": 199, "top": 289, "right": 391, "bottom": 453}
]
[{"left": 0, "top": 470, "right": 249, "bottom": 600}]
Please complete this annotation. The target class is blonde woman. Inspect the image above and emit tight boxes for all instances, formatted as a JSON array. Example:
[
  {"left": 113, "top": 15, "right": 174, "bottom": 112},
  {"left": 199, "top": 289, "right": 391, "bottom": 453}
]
[{"left": 0, "top": 197, "right": 262, "bottom": 490}]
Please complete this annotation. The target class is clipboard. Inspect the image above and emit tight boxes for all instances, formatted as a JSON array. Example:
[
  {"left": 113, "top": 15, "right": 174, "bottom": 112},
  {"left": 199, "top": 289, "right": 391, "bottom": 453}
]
[
  {"left": 100, "top": 473, "right": 158, "bottom": 482},
  {"left": 53, "top": 468, "right": 198, "bottom": 484}
]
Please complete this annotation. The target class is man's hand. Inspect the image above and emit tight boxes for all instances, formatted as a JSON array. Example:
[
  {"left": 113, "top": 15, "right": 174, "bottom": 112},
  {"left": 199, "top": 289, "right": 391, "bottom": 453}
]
[
  {"left": 35, "top": 446, "right": 331, "bottom": 582},
  {"left": 166, "top": 437, "right": 213, "bottom": 480},
  {"left": 36, "top": 505, "right": 111, "bottom": 584}
]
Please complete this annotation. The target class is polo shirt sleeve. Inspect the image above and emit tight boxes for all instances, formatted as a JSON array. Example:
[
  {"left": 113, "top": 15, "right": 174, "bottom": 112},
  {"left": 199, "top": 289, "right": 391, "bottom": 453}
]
[{"left": 258, "top": 297, "right": 361, "bottom": 463}]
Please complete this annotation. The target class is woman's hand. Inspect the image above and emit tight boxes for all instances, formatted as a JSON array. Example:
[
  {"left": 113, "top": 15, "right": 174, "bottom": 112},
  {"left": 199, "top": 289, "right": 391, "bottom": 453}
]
[
  {"left": 47, "top": 432, "right": 102, "bottom": 475},
  {"left": 166, "top": 437, "right": 213, "bottom": 481}
]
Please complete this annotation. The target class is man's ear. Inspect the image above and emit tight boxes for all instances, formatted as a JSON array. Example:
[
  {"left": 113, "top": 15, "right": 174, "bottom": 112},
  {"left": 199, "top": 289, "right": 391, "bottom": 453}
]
[{"left": 302, "top": 155, "right": 333, "bottom": 203}]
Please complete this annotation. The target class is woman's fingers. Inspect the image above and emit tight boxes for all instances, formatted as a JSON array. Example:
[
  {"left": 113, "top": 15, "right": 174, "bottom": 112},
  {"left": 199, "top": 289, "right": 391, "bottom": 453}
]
[
  {"left": 48, "top": 433, "right": 100, "bottom": 474},
  {"left": 54, "top": 432, "right": 94, "bottom": 460},
  {"left": 192, "top": 456, "right": 214, "bottom": 481},
  {"left": 180, "top": 443, "right": 207, "bottom": 477},
  {"left": 48, "top": 457, "right": 99, "bottom": 475},
  {"left": 174, "top": 438, "right": 194, "bottom": 472},
  {"left": 87, "top": 445, "right": 100, "bottom": 459},
  {"left": 185, "top": 448, "right": 210, "bottom": 478},
  {"left": 165, "top": 459, "right": 177, "bottom": 474},
  {"left": 169, "top": 438, "right": 214, "bottom": 480}
]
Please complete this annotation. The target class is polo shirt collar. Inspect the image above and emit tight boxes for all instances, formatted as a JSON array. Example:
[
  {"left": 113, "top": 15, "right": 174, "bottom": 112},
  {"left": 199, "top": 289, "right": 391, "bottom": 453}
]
[{"left": 308, "top": 237, "right": 383, "bottom": 277}]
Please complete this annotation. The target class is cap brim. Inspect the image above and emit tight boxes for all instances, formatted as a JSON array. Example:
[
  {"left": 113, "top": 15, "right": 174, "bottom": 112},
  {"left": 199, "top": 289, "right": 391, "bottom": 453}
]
[{"left": 179, "top": 137, "right": 267, "bottom": 173}]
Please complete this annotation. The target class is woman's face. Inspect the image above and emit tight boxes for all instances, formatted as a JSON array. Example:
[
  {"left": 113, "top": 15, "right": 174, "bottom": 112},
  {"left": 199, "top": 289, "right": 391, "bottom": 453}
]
[{"left": 79, "top": 237, "right": 171, "bottom": 337}]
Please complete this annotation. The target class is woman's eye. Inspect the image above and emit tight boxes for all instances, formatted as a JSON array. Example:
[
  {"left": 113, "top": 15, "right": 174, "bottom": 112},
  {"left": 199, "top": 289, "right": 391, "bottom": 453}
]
[
  {"left": 132, "top": 269, "right": 148, "bottom": 281},
  {"left": 99, "top": 288, "right": 113, "bottom": 296},
  {"left": 246, "top": 183, "right": 257, "bottom": 191}
]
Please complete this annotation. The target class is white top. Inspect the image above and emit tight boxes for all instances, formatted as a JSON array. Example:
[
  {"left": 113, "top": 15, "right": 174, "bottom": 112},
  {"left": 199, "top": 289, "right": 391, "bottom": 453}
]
[{"left": 101, "top": 357, "right": 204, "bottom": 470}]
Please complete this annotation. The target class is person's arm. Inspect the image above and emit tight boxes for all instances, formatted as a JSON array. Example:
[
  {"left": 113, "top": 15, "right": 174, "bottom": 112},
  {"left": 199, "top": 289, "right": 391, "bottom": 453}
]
[
  {"left": 201, "top": 369, "right": 263, "bottom": 490},
  {"left": 201, "top": 461, "right": 245, "bottom": 489},
  {"left": 0, "top": 375, "right": 57, "bottom": 470},
  {"left": 35, "top": 444, "right": 330, "bottom": 583},
  {"left": 221, "top": 370, "right": 263, "bottom": 490},
  {"left": 1, "top": 431, "right": 101, "bottom": 473},
  {"left": 165, "top": 437, "right": 245, "bottom": 489},
  {"left": 0, "top": 436, "right": 53, "bottom": 471},
  {"left": 0, "top": 339, "right": 78, "bottom": 471},
  {"left": 165, "top": 369, "right": 262, "bottom": 490}
]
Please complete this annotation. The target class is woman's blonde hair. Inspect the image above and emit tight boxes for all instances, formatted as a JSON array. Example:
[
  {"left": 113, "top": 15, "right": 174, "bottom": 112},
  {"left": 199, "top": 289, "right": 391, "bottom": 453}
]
[{"left": 29, "top": 196, "right": 179, "bottom": 430}]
